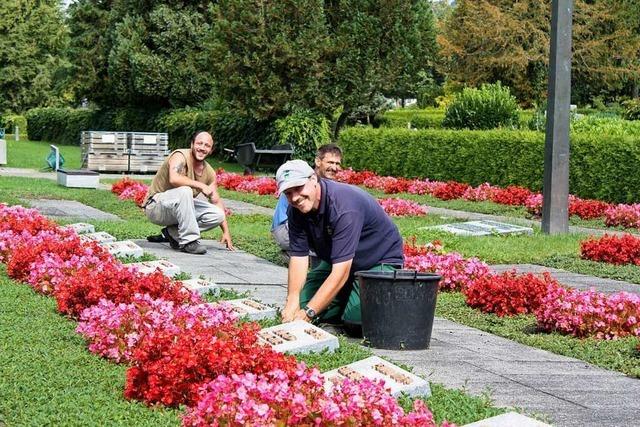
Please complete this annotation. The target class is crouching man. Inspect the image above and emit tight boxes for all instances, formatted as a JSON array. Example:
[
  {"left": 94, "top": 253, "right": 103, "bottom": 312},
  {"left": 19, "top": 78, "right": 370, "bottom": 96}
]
[
  {"left": 277, "top": 160, "right": 403, "bottom": 335},
  {"left": 143, "top": 130, "right": 234, "bottom": 254}
]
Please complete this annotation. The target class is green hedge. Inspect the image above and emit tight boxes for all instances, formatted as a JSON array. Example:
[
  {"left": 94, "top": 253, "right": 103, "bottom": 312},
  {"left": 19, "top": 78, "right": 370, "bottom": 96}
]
[
  {"left": 339, "top": 127, "right": 640, "bottom": 203},
  {"left": 376, "top": 108, "right": 444, "bottom": 129},
  {"left": 0, "top": 114, "right": 28, "bottom": 137},
  {"left": 25, "top": 108, "right": 161, "bottom": 146}
]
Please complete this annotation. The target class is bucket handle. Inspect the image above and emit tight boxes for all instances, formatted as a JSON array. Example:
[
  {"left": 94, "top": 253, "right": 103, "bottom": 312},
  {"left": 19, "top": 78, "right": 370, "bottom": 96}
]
[{"left": 393, "top": 269, "right": 418, "bottom": 284}]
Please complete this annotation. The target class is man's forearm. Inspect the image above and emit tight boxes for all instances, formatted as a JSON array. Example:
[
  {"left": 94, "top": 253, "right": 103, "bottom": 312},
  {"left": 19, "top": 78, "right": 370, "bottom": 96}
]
[
  {"left": 307, "top": 260, "right": 351, "bottom": 313},
  {"left": 287, "top": 256, "right": 309, "bottom": 300},
  {"left": 169, "top": 174, "right": 204, "bottom": 192}
]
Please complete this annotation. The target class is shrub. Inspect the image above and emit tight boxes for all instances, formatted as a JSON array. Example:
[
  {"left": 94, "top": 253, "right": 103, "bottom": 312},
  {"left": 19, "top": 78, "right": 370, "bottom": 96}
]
[
  {"left": 273, "top": 110, "right": 330, "bottom": 162},
  {"left": 339, "top": 127, "right": 640, "bottom": 203},
  {"left": 0, "top": 114, "right": 28, "bottom": 136},
  {"left": 622, "top": 98, "right": 640, "bottom": 121},
  {"left": 442, "top": 82, "right": 520, "bottom": 130},
  {"left": 376, "top": 108, "right": 444, "bottom": 129}
]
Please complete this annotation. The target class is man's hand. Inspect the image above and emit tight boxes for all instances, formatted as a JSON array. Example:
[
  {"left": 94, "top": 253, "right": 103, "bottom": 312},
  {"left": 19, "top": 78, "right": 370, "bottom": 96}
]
[
  {"left": 220, "top": 231, "right": 234, "bottom": 251},
  {"left": 281, "top": 298, "right": 300, "bottom": 323},
  {"left": 292, "top": 309, "right": 311, "bottom": 322},
  {"left": 200, "top": 183, "right": 215, "bottom": 198}
]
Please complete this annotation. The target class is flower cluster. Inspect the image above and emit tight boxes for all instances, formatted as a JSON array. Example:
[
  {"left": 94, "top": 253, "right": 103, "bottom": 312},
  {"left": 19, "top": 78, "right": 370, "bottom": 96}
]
[
  {"left": 216, "top": 171, "right": 277, "bottom": 195},
  {"left": 580, "top": 234, "right": 640, "bottom": 265},
  {"left": 461, "top": 183, "right": 498, "bottom": 202},
  {"left": 77, "top": 294, "right": 237, "bottom": 363},
  {"left": 536, "top": 287, "right": 640, "bottom": 339},
  {"left": 335, "top": 168, "right": 377, "bottom": 185},
  {"left": 526, "top": 195, "right": 612, "bottom": 220},
  {"left": 463, "top": 272, "right": 560, "bottom": 317},
  {"left": 184, "top": 368, "right": 446, "bottom": 427},
  {"left": 363, "top": 176, "right": 412, "bottom": 194},
  {"left": 605, "top": 204, "right": 640, "bottom": 229},
  {"left": 403, "top": 240, "right": 490, "bottom": 291},
  {"left": 379, "top": 198, "right": 428, "bottom": 217},
  {"left": 489, "top": 186, "right": 533, "bottom": 206},
  {"left": 429, "top": 181, "right": 472, "bottom": 201}
]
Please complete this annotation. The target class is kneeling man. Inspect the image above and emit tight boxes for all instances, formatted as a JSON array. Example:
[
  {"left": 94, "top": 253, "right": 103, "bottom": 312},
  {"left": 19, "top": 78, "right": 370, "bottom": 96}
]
[{"left": 277, "top": 160, "right": 403, "bottom": 334}]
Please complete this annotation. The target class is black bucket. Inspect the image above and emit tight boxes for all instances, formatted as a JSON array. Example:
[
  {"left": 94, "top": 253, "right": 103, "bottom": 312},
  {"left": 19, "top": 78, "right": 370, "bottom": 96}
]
[{"left": 356, "top": 269, "right": 441, "bottom": 350}]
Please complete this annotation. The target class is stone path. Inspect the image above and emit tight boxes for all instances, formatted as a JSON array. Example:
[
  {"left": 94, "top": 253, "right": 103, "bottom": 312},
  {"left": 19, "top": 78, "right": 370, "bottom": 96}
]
[
  {"left": 139, "top": 238, "right": 640, "bottom": 427},
  {"left": 27, "top": 199, "right": 121, "bottom": 221}
]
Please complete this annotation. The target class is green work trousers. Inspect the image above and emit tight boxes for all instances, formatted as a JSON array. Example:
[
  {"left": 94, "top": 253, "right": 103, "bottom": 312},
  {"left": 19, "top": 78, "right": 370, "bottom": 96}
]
[{"left": 299, "top": 261, "right": 397, "bottom": 325}]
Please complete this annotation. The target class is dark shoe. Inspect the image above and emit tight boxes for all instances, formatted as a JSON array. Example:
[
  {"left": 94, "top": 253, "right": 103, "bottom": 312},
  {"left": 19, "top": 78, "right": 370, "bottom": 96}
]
[
  {"left": 181, "top": 240, "right": 207, "bottom": 255},
  {"left": 147, "top": 233, "right": 168, "bottom": 243},
  {"left": 162, "top": 227, "right": 180, "bottom": 250}
]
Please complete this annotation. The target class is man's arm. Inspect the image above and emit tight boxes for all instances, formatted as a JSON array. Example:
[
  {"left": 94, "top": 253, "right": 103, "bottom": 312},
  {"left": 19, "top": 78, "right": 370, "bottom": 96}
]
[
  {"left": 292, "top": 259, "right": 352, "bottom": 322},
  {"left": 167, "top": 152, "right": 209, "bottom": 194},
  {"left": 282, "top": 255, "right": 309, "bottom": 322},
  {"left": 207, "top": 172, "right": 234, "bottom": 250}
]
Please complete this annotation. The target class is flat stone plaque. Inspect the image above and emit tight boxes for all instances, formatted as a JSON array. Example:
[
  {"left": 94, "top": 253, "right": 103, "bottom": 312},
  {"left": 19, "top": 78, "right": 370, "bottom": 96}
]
[
  {"left": 62, "top": 222, "right": 95, "bottom": 235},
  {"left": 426, "top": 220, "right": 533, "bottom": 236},
  {"left": 80, "top": 231, "right": 116, "bottom": 243},
  {"left": 101, "top": 240, "right": 144, "bottom": 258},
  {"left": 57, "top": 169, "right": 100, "bottom": 189},
  {"left": 206, "top": 298, "right": 277, "bottom": 321},
  {"left": 462, "top": 411, "right": 551, "bottom": 427},
  {"left": 127, "top": 260, "right": 181, "bottom": 277},
  {"left": 323, "top": 356, "right": 430, "bottom": 398},
  {"left": 258, "top": 320, "right": 339, "bottom": 355},
  {"left": 181, "top": 278, "right": 220, "bottom": 296}
]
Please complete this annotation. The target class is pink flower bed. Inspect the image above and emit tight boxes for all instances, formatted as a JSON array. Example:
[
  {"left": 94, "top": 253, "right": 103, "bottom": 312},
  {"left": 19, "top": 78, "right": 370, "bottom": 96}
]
[
  {"left": 605, "top": 203, "right": 640, "bottom": 229},
  {"left": 379, "top": 198, "right": 428, "bottom": 217},
  {"left": 536, "top": 287, "right": 640, "bottom": 339}
]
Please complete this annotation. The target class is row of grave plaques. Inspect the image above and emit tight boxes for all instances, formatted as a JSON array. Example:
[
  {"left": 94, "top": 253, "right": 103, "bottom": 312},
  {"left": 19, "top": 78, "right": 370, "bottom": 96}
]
[{"left": 63, "top": 222, "right": 432, "bottom": 398}]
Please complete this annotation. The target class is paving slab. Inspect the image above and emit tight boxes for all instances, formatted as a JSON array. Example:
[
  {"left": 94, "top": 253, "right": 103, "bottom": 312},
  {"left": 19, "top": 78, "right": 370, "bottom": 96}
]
[
  {"left": 25, "top": 199, "right": 121, "bottom": 221},
  {"left": 223, "top": 198, "right": 275, "bottom": 216},
  {"left": 492, "top": 264, "right": 640, "bottom": 295},
  {"left": 464, "top": 411, "right": 552, "bottom": 427}
]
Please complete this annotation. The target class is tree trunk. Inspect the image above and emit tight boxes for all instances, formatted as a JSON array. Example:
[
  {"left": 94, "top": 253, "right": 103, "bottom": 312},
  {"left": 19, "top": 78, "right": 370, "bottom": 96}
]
[{"left": 332, "top": 110, "right": 350, "bottom": 141}]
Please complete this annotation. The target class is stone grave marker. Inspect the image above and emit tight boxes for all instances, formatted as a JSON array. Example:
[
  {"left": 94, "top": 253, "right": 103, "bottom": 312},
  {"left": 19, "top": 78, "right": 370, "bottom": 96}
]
[
  {"left": 181, "top": 278, "right": 220, "bottom": 296},
  {"left": 62, "top": 222, "right": 95, "bottom": 235},
  {"left": 127, "top": 260, "right": 181, "bottom": 277},
  {"left": 206, "top": 298, "right": 277, "bottom": 321},
  {"left": 101, "top": 240, "right": 144, "bottom": 258},
  {"left": 425, "top": 220, "right": 533, "bottom": 237},
  {"left": 323, "top": 356, "right": 430, "bottom": 398},
  {"left": 80, "top": 231, "right": 117, "bottom": 243},
  {"left": 258, "top": 320, "right": 339, "bottom": 354},
  {"left": 462, "top": 411, "right": 551, "bottom": 427}
]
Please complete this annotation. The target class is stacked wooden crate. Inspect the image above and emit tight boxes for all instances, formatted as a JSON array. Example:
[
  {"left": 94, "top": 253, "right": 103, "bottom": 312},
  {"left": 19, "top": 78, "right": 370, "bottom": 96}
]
[{"left": 81, "top": 131, "right": 169, "bottom": 173}]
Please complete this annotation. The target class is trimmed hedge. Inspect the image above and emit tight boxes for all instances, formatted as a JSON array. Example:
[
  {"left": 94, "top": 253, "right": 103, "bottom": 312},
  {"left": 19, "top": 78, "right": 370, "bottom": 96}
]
[
  {"left": 0, "top": 114, "right": 28, "bottom": 137},
  {"left": 25, "top": 108, "right": 161, "bottom": 146},
  {"left": 339, "top": 127, "right": 640, "bottom": 203},
  {"left": 376, "top": 108, "right": 444, "bottom": 129}
]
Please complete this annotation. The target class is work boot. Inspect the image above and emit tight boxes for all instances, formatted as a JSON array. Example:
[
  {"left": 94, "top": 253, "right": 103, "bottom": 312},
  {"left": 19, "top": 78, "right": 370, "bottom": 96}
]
[
  {"left": 181, "top": 240, "right": 207, "bottom": 255},
  {"left": 162, "top": 227, "right": 180, "bottom": 250},
  {"left": 147, "top": 231, "right": 168, "bottom": 243}
]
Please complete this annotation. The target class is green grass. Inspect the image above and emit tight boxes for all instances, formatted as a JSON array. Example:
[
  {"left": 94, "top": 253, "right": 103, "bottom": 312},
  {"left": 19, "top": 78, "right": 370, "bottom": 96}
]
[
  {"left": 0, "top": 270, "right": 180, "bottom": 426},
  {"left": 5, "top": 139, "right": 82, "bottom": 170}
]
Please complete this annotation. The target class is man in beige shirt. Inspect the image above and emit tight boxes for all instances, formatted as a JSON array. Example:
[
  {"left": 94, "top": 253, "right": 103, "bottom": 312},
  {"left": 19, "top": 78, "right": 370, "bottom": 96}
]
[{"left": 144, "top": 130, "right": 233, "bottom": 254}]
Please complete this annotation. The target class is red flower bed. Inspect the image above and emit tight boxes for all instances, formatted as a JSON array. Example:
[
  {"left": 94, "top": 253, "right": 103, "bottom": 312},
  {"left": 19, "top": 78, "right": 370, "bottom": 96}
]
[
  {"left": 124, "top": 322, "right": 298, "bottom": 407},
  {"left": 430, "top": 181, "right": 471, "bottom": 201},
  {"left": 580, "top": 234, "right": 640, "bottom": 265},
  {"left": 463, "top": 271, "right": 560, "bottom": 317},
  {"left": 335, "top": 168, "right": 377, "bottom": 185},
  {"left": 489, "top": 185, "right": 533, "bottom": 206},
  {"left": 569, "top": 198, "right": 611, "bottom": 220},
  {"left": 54, "top": 263, "right": 197, "bottom": 318}
]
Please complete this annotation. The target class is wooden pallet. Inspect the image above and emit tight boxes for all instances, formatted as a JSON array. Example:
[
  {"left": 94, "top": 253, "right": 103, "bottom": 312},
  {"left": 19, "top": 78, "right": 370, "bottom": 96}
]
[{"left": 81, "top": 131, "right": 169, "bottom": 173}]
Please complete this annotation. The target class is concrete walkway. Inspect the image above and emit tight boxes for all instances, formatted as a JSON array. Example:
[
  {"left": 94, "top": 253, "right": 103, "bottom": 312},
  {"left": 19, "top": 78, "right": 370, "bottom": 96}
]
[{"left": 138, "top": 238, "right": 640, "bottom": 427}]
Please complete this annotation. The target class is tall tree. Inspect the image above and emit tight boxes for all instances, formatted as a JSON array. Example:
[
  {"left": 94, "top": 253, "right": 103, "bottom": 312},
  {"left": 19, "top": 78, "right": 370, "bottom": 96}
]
[
  {"left": 0, "top": 0, "right": 70, "bottom": 113},
  {"left": 439, "top": 0, "right": 640, "bottom": 104}
]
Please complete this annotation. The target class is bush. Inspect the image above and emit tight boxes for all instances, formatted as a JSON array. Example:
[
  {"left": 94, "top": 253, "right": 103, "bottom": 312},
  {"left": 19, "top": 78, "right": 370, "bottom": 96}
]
[
  {"left": 376, "top": 108, "right": 444, "bottom": 129},
  {"left": 339, "top": 127, "right": 640, "bottom": 203},
  {"left": 26, "top": 108, "right": 162, "bottom": 146},
  {"left": 0, "top": 114, "right": 28, "bottom": 137},
  {"left": 442, "top": 82, "right": 520, "bottom": 130},
  {"left": 273, "top": 110, "right": 330, "bottom": 162},
  {"left": 622, "top": 98, "right": 640, "bottom": 121}
]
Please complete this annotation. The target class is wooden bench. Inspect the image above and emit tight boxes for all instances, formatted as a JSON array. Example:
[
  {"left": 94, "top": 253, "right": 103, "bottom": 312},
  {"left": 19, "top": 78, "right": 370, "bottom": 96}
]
[{"left": 225, "top": 143, "right": 294, "bottom": 174}]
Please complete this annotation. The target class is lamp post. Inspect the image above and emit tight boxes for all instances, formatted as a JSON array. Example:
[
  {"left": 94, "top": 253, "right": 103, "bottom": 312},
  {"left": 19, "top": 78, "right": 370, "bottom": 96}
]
[{"left": 542, "top": 0, "right": 573, "bottom": 234}]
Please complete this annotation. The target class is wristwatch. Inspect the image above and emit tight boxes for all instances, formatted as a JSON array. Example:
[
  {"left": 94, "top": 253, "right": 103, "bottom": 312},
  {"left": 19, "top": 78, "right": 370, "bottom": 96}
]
[{"left": 303, "top": 305, "right": 317, "bottom": 320}]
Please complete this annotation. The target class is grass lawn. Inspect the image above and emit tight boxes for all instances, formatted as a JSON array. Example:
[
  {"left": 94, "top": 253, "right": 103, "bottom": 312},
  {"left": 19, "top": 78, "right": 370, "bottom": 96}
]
[{"left": 5, "top": 139, "right": 82, "bottom": 170}]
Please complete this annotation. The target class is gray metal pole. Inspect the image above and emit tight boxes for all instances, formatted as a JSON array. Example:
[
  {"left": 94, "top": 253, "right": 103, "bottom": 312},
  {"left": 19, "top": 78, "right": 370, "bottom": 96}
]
[{"left": 542, "top": 0, "right": 573, "bottom": 234}]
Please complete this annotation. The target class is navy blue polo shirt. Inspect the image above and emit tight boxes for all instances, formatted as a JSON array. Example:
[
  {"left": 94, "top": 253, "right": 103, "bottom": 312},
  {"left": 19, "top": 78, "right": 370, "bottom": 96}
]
[{"left": 288, "top": 179, "right": 404, "bottom": 272}]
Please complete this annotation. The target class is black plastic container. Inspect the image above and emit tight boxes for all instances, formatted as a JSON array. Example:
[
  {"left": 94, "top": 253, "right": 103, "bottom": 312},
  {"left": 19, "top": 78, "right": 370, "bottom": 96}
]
[{"left": 356, "top": 269, "right": 441, "bottom": 350}]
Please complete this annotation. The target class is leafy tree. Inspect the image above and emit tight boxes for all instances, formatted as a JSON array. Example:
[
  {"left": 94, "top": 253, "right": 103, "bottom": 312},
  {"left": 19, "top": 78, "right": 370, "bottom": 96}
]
[
  {"left": 210, "top": 0, "right": 330, "bottom": 120},
  {"left": 0, "top": 0, "right": 70, "bottom": 113},
  {"left": 439, "top": 0, "right": 640, "bottom": 105}
]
